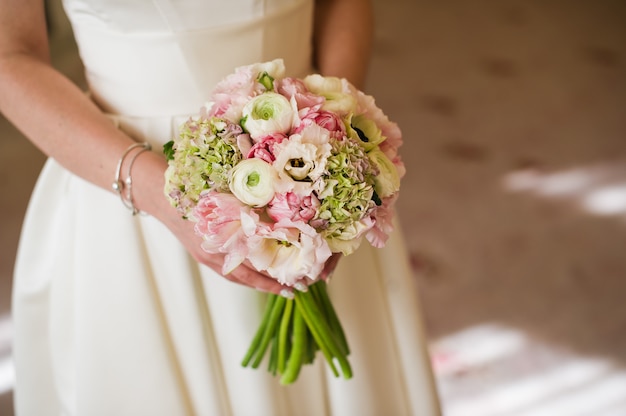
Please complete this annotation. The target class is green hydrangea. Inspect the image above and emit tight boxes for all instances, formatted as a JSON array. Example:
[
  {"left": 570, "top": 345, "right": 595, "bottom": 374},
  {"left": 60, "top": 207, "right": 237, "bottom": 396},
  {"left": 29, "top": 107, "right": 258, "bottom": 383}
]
[
  {"left": 164, "top": 116, "right": 243, "bottom": 216},
  {"left": 315, "top": 137, "right": 378, "bottom": 239}
]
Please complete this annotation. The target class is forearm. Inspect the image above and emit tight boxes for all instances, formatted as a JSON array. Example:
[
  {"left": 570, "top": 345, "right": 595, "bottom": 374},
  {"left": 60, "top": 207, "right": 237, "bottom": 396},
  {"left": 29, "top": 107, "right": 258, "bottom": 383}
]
[
  {"left": 0, "top": 53, "right": 171, "bottom": 220},
  {"left": 0, "top": 53, "right": 128, "bottom": 187},
  {"left": 314, "top": 0, "right": 374, "bottom": 89}
]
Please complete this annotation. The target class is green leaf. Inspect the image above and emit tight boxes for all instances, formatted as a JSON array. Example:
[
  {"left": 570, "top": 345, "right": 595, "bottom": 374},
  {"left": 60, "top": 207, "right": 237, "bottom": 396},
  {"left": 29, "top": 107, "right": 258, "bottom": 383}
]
[
  {"left": 163, "top": 140, "right": 175, "bottom": 161},
  {"left": 257, "top": 71, "right": 275, "bottom": 90}
]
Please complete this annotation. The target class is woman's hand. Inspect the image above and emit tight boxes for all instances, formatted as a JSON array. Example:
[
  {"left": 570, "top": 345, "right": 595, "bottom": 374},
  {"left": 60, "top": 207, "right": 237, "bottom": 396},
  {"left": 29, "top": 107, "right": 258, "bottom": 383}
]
[
  {"left": 170, "top": 213, "right": 290, "bottom": 296},
  {"left": 132, "top": 149, "right": 343, "bottom": 296},
  {"left": 130, "top": 149, "right": 291, "bottom": 296},
  {"left": 162, "top": 200, "right": 342, "bottom": 296}
]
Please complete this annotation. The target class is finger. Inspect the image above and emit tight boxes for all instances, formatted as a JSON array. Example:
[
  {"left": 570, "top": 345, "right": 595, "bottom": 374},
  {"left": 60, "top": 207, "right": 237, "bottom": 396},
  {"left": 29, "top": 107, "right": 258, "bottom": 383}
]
[
  {"left": 229, "top": 264, "right": 288, "bottom": 296},
  {"left": 320, "top": 253, "right": 342, "bottom": 281},
  {"left": 195, "top": 252, "right": 292, "bottom": 297}
]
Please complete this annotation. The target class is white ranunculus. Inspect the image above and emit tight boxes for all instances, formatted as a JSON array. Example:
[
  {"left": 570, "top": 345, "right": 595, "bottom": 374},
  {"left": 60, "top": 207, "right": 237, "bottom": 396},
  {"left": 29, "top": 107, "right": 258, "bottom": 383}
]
[
  {"left": 251, "top": 59, "right": 286, "bottom": 80},
  {"left": 229, "top": 158, "right": 278, "bottom": 207},
  {"left": 368, "top": 148, "right": 400, "bottom": 198},
  {"left": 241, "top": 92, "right": 295, "bottom": 140},
  {"left": 303, "top": 74, "right": 343, "bottom": 94},
  {"left": 322, "top": 92, "right": 358, "bottom": 114}
]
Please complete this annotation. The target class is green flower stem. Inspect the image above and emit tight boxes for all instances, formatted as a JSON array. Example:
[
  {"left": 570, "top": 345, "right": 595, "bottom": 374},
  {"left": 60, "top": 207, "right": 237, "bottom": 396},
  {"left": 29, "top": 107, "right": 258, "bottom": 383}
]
[
  {"left": 296, "top": 295, "right": 339, "bottom": 377},
  {"left": 277, "top": 299, "right": 294, "bottom": 375},
  {"left": 241, "top": 294, "right": 277, "bottom": 367},
  {"left": 242, "top": 284, "right": 353, "bottom": 383},
  {"left": 296, "top": 291, "right": 353, "bottom": 379},
  {"left": 251, "top": 295, "right": 287, "bottom": 368},
  {"left": 269, "top": 330, "right": 279, "bottom": 375},
  {"left": 311, "top": 282, "right": 350, "bottom": 356},
  {"left": 280, "top": 305, "right": 306, "bottom": 385},
  {"left": 296, "top": 292, "right": 349, "bottom": 377},
  {"left": 305, "top": 326, "right": 317, "bottom": 364}
]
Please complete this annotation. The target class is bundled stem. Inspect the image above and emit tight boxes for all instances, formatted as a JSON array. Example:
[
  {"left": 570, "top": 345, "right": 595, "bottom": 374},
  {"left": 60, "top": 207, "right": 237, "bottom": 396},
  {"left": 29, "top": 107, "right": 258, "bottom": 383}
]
[
  {"left": 280, "top": 305, "right": 306, "bottom": 384},
  {"left": 241, "top": 281, "right": 352, "bottom": 384},
  {"left": 277, "top": 299, "right": 294, "bottom": 375}
]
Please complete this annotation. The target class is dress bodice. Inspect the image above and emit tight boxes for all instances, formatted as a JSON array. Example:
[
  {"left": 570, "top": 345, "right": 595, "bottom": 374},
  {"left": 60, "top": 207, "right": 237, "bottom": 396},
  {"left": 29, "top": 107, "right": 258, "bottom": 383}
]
[{"left": 62, "top": 0, "right": 314, "bottom": 117}]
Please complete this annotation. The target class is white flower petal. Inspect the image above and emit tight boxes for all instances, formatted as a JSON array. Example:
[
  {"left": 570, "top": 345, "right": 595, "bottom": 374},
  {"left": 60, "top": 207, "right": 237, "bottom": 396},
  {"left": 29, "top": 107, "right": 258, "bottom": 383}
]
[
  {"left": 242, "top": 92, "right": 295, "bottom": 139},
  {"left": 229, "top": 158, "right": 278, "bottom": 207}
]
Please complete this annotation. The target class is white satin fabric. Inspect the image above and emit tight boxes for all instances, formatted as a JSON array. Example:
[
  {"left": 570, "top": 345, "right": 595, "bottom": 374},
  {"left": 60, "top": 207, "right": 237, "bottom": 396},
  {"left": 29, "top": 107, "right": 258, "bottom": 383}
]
[{"left": 12, "top": 0, "right": 441, "bottom": 415}]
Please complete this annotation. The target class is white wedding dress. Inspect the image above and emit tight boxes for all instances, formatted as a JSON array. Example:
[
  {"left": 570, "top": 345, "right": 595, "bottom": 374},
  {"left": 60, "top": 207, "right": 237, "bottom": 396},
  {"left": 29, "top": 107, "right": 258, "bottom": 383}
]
[{"left": 12, "top": 0, "right": 441, "bottom": 415}]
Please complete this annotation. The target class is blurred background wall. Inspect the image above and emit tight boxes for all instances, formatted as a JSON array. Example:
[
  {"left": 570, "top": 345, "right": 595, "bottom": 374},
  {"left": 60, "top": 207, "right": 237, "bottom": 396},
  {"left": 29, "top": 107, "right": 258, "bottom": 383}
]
[{"left": 1, "top": 0, "right": 625, "bottom": 414}]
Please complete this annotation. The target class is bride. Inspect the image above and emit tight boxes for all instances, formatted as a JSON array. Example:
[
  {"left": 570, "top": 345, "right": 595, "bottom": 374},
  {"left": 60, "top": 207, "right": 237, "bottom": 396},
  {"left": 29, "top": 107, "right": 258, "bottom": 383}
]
[{"left": 0, "top": 0, "right": 441, "bottom": 414}]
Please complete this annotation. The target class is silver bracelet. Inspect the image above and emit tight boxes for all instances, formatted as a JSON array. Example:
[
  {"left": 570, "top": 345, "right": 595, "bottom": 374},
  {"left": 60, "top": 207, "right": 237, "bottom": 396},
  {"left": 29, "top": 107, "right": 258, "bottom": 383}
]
[{"left": 112, "top": 142, "right": 152, "bottom": 215}]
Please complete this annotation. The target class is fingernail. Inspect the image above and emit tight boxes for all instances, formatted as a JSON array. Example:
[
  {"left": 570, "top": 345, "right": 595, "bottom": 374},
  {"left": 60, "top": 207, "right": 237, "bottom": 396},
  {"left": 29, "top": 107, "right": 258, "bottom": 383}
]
[
  {"left": 294, "top": 282, "right": 308, "bottom": 292},
  {"left": 280, "top": 288, "right": 294, "bottom": 299}
]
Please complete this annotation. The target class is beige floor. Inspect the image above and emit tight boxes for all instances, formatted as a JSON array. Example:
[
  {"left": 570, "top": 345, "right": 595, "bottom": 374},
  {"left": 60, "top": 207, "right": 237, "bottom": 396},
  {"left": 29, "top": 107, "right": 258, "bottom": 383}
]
[{"left": 2, "top": 0, "right": 626, "bottom": 415}]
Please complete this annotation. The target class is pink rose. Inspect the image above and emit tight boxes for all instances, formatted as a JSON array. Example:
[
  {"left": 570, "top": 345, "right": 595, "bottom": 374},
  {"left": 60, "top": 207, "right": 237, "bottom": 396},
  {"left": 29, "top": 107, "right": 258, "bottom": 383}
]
[
  {"left": 246, "top": 133, "right": 287, "bottom": 163},
  {"left": 296, "top": 106, "right": 346, "bottom": 139},
  {"left": 267, "top": 192, "right": 320, "bottom": 223}
]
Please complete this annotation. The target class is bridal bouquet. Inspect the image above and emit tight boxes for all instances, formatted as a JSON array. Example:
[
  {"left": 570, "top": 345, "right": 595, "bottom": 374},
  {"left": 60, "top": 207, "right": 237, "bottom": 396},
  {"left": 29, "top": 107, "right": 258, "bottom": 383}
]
[{"left": 164, "top": 59, "right": 404, "bottom": 384}]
